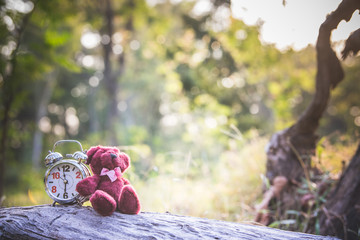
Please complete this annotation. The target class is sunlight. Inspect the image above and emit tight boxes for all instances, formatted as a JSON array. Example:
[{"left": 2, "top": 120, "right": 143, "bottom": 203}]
[
  {"left": 27, "top": 189, "right": 38, "bottom": 205},
  {"left": 235, "top": 29, "right": 247, "bottom": 41},
  {"left": 2, "top": 15, "right": 15, "bottom": 31},
  {"left": 101, "top": 35, "right": 111, "bottom": 45},
  {"left": 5, "top": 0, "right": 34, "bottom": 14},
  {"left": 82, "top": 55, "right": 95, "bottom": 67},
  {"left": 191, "top": 0, "right": 212, "bottom": 17},
  {"left": 231, "top": 72, "right": 246, "bottom": 88},
  {"left": 355, "top": 117, "right": 360, "bottom": 127},
  {"left": 130, "top": 40, "right": 141, "bottom": 51},
  {"left": 112, "top": 44, "right": 123, "bottom": 55},
  {"left": 117, "top": 101, "right": 128, "bottom": 112},
  {"left": 161, "top": 114, "right": 179, "bottom": 127},
  {"left": 81, "top": 55, "right": 104, "bottom": 70},
  {"left": 332, "top": 10, "right": 360, "bottom": 56},
  {"left": 191, "top": 51, "right": 209, "bottom": 66},
  {"left": 53, "top": 124, "right": 65, "bottom": 136},
  {"left": 350, "top": 106, "right": 360, "bottom": 117},
  {"left": 205, "top": 117, "right": 218, "bottom": 129},
  {"left": 88, "top": 76, "right": 100, "bottom": 87},
  {"left": 212, "top": 49, "right": 223, "bottom": 59},
  {"left": 221, "top": 77, "right": 234, "bottom": 88},
  {"left": 80, "top": 31, "right": 101, "bottom": 49},
  {"left": 48, "top": 103, "right": 64, "bottom": 115},
  {"left": 71, "top": 84, "right": 88, "bottom": 98},
  {"left": 250, "top": 104, "right": 259, "bottom": 115},
  {"left": 145, "top": 0, "right": 166, "bottom": 7},
  {"left": 65, "top": 107, "right": 79, "bottom": 135},
  {"left": 112, "top": 32, "right": 123, "bottom": 44},
  {"left": 187, "top": 123, "right": 199, "bottom": 135},
  {"left": 38, "top": 117, "right": 51, "bottom": 133},
  {"left": 332, "top": 10, "right": 360, "bottom": 42},
  {"left": 231, "top": 0, "right": 359, "bottom": 51}
]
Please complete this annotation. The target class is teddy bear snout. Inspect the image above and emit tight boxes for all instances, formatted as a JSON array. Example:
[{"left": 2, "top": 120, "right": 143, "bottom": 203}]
[{"left": 110, "top": 153, "right": 122, "bottom": 170}]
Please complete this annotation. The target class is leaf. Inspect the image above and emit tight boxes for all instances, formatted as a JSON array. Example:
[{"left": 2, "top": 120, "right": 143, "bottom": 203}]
[
  {"left": 297, "top": 188, "right": 309, "bottom": 194},
  {"left": 269, "top": 219, "right": 297, "bottom": 228},
  {"left": 286, "top": 210, "right": 301, "bottom": 216},
  {"left": 45, "top": 29, "right": 71, "bottom": 47},
  {"left": 55, "top": 56, "right": 81, "bottom": 73},
  {"left": 315, "top": 219, "right": 320, "bottom": 235}
]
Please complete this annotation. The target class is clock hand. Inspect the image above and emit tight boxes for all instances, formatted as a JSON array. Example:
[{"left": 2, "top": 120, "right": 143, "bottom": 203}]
[
  {"left": 63, "top": 176, "right": 68, "bottom": 197},
  {"left": 63, "top": 169, "right": 68, "bottom": 194},
  {"left": 63, "top": 169, "right": 69, "bottom": 183}
]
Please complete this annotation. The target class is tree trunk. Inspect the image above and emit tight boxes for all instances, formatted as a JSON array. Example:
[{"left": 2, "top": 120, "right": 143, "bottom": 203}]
[
  {"left": 317, "top": 28, "right": 360, "bottom": 240},
  {"left": 102, "top": 0, "right": 118, "bottom": 145},
  {"left": 88, "top": 85, "right": 100, "bottom": 133},
  {"left": 258, "top": 0, "right": 360, "bottom": 230},
  {"left": 0, "top": 6, "right": 36, "bottom": 206},
  {"left": 319, "top": 143, "right": 360, "bottom": 240},
  {"left": 31, "top": 71, "right": 57, "bottom": 170},
  {"left": 102, "top": 0, "right": 131, "bottom": 145},
  {"left": 265, "top": 0, "right": 360, "bottom": 185},
  {"left": 0, "top": 205, "right": 339, "bottom": 240}
]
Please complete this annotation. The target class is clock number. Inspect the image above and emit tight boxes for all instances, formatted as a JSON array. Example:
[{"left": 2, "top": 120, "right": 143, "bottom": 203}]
[
  {"left": 76, "top": 171, "right": 81, "bottom": 179},
  {"left": 51, "top": 186, "right": 57, "bottom": 193},
  {"left": 63, "top": 192, "right": 68, "bottom": 199},
  {"left": 62, "top": 165, "right": 70, "bottom": 172},
  {"left": 52, "top": 172, "right": 60, "bottom": 179}
]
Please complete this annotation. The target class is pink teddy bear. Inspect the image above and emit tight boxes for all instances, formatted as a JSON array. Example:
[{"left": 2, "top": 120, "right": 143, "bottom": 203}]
[{"left": 76, "top": 146, "right": 141, "bottom": 216}]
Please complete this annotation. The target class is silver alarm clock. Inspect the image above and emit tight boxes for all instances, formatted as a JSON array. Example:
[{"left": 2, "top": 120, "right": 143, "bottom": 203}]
[{"left": 44, "top": 140, "right": 91, "bottom": 205}]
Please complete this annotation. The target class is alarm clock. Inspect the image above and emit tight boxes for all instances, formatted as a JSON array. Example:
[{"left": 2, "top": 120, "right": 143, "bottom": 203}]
[{"left": 44, "top": 140, "right": 92, "bottom": 206}]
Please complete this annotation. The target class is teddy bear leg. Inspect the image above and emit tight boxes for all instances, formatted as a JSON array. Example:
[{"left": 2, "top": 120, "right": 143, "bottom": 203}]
[
  {"left": 118, "top": 185, "right": 141, "bottom": 214},
  {"left": 90, "top": 190, "right": 117, "bottom": 216}
]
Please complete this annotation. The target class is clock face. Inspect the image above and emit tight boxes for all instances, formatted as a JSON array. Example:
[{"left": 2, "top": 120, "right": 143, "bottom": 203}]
[{"left": 45, "top": 161, "right": 86, "bottom": 203}]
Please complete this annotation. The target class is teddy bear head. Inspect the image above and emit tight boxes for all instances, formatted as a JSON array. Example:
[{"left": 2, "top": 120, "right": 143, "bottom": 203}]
[{"left": 86, "top": 146, "right": 130, "bottom": 175}]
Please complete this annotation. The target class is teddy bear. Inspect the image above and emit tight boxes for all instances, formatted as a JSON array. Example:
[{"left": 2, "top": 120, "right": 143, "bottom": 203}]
[{"left": 76, "top": 146, "right": 141, "bottom": 216}]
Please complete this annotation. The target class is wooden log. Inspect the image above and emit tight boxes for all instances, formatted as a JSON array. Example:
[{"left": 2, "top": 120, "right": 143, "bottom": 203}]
[{"left": 0, "top": 205, "right": 338, "bottom": 240}]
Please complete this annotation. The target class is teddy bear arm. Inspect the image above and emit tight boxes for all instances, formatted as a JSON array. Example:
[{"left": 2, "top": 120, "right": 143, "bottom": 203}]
[
  {"left": 122, "top": 178, "right": 130, "bottom": 185},
  {"left": 76, "top": 175, "right": 100, "bottom": 196}
]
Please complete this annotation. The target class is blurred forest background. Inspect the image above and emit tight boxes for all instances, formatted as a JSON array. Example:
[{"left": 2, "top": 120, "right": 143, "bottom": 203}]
[{"left": 0, "top": 0, "right": 359, "bottom": 230}]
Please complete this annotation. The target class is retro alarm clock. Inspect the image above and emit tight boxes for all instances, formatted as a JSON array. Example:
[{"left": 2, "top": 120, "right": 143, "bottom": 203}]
[{"left": 44, "top": 140, "right": 91, "bottom": 205}]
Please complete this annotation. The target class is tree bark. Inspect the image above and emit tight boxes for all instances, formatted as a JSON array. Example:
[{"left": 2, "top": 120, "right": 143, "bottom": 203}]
[
  {"left": 317, "top": 28, "right": 360, "bottom": 240},
  {"left": 0, "top": 205, "right": 339, "bottom": 240},
  {"left": 319, "top": 143, "right": 360, "bottom": 239}
]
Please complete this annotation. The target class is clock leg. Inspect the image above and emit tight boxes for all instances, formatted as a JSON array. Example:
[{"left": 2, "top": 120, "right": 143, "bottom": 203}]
[{"left": 51, "top": 201, "right": 57, "bottom": 207}]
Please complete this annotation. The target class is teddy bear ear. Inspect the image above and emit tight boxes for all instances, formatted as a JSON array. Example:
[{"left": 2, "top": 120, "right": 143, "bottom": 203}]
[
  {"left": 119, "top": 152, "right": 130, "bottom": 172},
  {"left": 86, "top": 146, "right": 101, "bottom": 164}
]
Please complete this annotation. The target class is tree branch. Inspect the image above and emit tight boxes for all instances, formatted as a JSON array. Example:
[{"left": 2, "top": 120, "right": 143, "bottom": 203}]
[
  {"left": 292, "top": 0, "right": 360, "bottom": 135},
  {"left": 342, "top": 28, "right": 360, "bottom": 59},
  {"left": 0, "top": 205, "right": 340, "bottom": 240}
]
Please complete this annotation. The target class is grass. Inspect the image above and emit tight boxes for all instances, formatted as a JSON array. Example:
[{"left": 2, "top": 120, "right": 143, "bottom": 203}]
[
  {"left": 2, "top": 136, "right": 267, "bottom": 223},
  {"left": 2, "top": 134, "right": 357, "bottom": 227}
]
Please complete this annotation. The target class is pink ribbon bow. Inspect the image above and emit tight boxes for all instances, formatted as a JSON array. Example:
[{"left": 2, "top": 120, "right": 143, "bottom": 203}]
[{"left": 100, "top": 167, "right": 122, "bottom": 182}]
